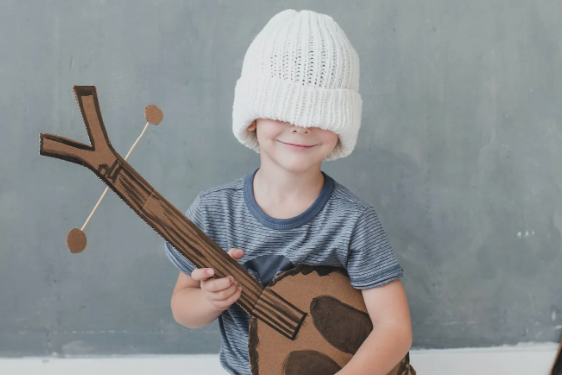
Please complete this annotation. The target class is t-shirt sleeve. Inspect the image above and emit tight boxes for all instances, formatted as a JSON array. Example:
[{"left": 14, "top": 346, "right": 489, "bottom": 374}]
[
  {"left": 346, "top": 206, "right": 404, "bottom": 289},
  {"left": 163, "top": 192, "right": 204, "bottom": 276}
]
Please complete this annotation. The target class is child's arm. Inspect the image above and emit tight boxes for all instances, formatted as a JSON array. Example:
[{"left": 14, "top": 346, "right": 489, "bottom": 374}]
[
  {"left": 336, "top": 279, "right": 413, "bottom": 375},
  {"left": 170, "top": 248, "right": 245, "bottom": 329}
]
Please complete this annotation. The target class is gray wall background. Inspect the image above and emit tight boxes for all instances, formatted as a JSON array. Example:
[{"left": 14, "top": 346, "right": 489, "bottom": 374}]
[{"left": 1, "top": 0, "right": 561, "bottom": 357}]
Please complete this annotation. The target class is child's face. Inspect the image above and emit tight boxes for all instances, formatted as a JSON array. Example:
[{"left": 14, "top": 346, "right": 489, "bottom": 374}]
[{"left": 246, "top": 118, "right": 339, "bottom": 170}]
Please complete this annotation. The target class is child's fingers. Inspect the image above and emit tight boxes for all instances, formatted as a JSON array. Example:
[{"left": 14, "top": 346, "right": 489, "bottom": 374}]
[
  {"left": 202, "top": 275, "right": 237, "bottom": 293},
  {"left": 190, "top": 268, "right": 214, "bottom": 281},
  {"left": 207, "top": 282, "right": 239, "bottom": 302},
  {"left": 227, "top": 248, "right": 245, "bottom": 260},
  {"left": 213, "top": 285, "right": 243, "bottom": 310}
]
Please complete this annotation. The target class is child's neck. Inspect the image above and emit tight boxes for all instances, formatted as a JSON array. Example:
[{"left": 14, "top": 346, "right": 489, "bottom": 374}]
[{"left": 252, "top": 165, "right": 325, "bottom": 220}]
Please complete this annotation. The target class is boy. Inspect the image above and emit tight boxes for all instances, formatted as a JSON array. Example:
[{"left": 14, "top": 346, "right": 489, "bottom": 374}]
[{"left": 165, "top": 9, "right": 413, "bottom": 375}]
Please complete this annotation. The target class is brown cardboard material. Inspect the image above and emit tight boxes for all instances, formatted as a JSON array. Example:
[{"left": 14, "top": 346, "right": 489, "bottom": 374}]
[
  {"left": 249, "top": 266, "right": 415, "bottom": 375},
  {"left": 39, "top": 86, "right": 416, "bottom": 375},
  {"left": 64, "top": 103, "right": 162, "bottom": 253},
  {"left": 144, "top": 104, "right": 163, "bottom": 125},
  {"left": 67, "top": 227, "right": 87, "bottom": 253}
]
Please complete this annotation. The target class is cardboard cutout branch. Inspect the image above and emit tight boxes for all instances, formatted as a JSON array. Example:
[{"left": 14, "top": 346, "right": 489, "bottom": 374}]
[
  {"left": 69, "top": 105, "right": 162, "bottom": 253},
  {"left": 39, "top": 86, "right": 416, "bottom": 375}
]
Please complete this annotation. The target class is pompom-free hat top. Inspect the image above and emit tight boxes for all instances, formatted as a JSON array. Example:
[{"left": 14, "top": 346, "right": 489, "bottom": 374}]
[{"left": 232, "top": 9, "right": 362, "bottom": 161}]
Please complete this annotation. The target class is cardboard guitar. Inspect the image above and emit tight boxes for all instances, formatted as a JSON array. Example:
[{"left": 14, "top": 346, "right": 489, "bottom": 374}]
[{"left": 39, "top": 86, "right": 416, "bottom": 375}]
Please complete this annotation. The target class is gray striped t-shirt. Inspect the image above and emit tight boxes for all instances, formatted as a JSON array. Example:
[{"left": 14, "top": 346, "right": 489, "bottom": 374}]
[{"left": 164, "top": 167, "right": 404, "bottom": 375}]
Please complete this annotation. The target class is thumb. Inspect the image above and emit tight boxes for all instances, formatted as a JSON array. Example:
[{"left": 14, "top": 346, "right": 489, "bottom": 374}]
[{"left": 227, "top": 248, "right": 245, "bottom": 260}]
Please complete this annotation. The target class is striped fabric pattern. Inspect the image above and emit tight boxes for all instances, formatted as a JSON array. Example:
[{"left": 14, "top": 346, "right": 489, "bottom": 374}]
[{"left": 164, "top": 167, "right": 404, "bottom": 375}]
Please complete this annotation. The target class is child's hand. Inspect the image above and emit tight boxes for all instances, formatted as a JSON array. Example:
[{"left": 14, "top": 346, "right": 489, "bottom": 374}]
[{"left": 190, "top": 248, "right": 245, "bottom": 311}]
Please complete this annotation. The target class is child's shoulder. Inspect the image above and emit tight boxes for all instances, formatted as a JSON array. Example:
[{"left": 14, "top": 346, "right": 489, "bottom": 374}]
[
  {"left": 197, "top": 174, "right": 246, "bottom": 200},
  {"left": 329, "top": 177, "right": 374, "bottom": 214}
]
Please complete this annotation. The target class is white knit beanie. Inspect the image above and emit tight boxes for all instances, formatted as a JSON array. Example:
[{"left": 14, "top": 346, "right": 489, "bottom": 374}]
[{"left": 232, "top": 9, "right": 362, "bottom": 161}]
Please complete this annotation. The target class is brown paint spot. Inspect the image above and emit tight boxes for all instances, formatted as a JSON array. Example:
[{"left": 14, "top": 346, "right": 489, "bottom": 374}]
[
  {"left": 310, "top": 295, "right": 373, "bottom": 354},
  {"left": 283, "top": 350, "right": 341, "bottom": 375}
]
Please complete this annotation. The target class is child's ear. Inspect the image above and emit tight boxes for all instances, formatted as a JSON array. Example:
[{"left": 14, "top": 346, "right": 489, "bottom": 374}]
[
  {"left": 333, "top": 136, "right": 341, "bottom": 151},
  {"left": 247, "top": 120, "right": 257, "bottom": 132}
]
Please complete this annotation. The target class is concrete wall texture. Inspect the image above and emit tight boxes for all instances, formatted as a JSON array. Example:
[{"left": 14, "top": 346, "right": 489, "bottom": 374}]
[{"left": 1, "top": 0, "right": 561, "bottom": 357}]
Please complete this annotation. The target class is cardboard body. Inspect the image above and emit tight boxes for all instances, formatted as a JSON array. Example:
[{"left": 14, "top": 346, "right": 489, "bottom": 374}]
[{"left": 248, "top": 266, "right": 415, "bottom": 375}]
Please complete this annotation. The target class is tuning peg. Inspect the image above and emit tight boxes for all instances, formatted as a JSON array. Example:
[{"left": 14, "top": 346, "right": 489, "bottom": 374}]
[{"left": 144, "top": 104, "right": 163, "bottom": 125}]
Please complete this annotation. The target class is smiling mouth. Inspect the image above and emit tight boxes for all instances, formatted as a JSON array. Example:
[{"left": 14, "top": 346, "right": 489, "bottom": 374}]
[{"left": 278, "top": 140, "right": 316, "bottom": 147}]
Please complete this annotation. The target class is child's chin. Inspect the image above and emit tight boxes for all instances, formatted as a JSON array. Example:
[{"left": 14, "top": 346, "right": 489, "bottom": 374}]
[{"left": 278, "top": 157, "right": 320, "bottom": 170}]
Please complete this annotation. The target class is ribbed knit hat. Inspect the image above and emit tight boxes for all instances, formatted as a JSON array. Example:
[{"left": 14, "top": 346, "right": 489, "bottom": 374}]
[{"left": 232, "top": 9, "right": 362, "bottom": 161}]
